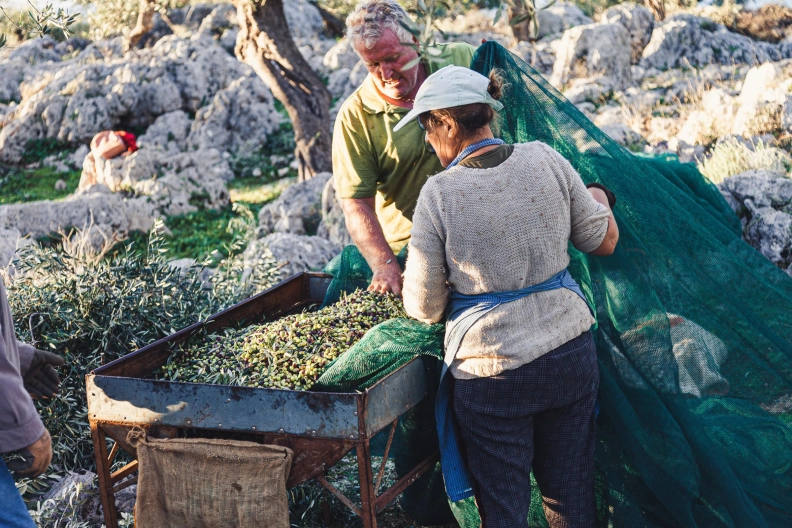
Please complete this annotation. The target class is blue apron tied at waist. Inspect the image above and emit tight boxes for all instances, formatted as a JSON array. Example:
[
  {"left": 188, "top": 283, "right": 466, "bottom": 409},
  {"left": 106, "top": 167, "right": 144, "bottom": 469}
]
[{"left": 435, "top": 268, "right": 592, "bottom": 502}]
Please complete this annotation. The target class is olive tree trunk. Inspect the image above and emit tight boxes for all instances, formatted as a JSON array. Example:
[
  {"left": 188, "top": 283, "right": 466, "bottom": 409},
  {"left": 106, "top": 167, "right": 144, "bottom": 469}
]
[
  {"left": 645, "top": 0, "right": 665, "bottom": 21},
  {"left": 233, "top": 0, "right": 333, "bottom": 181},
  {"left": 127, "top": 0, "right": 157, "bottom": 50}
]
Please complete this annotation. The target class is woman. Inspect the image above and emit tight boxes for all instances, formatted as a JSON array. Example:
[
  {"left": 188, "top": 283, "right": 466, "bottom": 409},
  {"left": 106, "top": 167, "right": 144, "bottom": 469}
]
[{"left": 397, "top": 65, "right": 619, "bottom": 528}]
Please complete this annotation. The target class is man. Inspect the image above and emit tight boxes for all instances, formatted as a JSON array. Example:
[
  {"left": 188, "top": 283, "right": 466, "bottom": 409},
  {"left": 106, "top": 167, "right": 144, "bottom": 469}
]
[
  {"left": 0, "top": 278, "right": 64, "bottom": 527},
  {"left": 333, "top": 0, "right": 477, "bottom": 295}
]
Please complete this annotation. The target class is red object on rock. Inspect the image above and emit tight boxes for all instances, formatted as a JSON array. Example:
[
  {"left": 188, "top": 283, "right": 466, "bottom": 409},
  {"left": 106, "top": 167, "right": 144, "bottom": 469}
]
[{"left": 115, "top": 131, "right": 138, "bottom": 153}]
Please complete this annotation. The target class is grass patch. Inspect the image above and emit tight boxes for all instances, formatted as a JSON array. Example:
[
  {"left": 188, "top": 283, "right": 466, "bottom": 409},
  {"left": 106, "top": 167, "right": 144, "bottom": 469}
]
[
  {"left": 229, "top": 175, "right": 295, "bottom": 206},
  {"left": 698, "top": 138, "right": 791, "bottom": 184},
  {"left": 20, "top": 138, "right": 71, "bottom": 164},
  {"left": 127, "top": 177, "right": 293, "bottom": 262},
  {"left": 0, "top": 166, "right": 81, "bottom": 204}
]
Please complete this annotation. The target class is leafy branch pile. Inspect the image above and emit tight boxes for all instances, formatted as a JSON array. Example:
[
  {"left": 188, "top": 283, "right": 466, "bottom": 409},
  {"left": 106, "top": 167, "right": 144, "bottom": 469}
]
[
  {"left": 160, "top": 290, "right": 406, "bottom": 391},
  {"left": 5, "top": 220, "right": 279, "bottom": 496}
]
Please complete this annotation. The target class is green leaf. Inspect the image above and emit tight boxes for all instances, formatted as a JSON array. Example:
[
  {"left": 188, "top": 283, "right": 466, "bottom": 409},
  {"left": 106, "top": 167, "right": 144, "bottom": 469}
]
[
  {"left": 510, "top": 13, "right": 532, "bottom": 25},
  {"left": 493, "top": 4, "right": 503, "bottom": 25}
]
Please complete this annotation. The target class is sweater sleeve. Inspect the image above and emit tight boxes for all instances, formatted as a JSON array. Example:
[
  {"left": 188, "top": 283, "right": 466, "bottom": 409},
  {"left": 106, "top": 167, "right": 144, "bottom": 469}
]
[
  {"left": 543, "top": 145, "right": 610, "bottom": 253},
  {"left": 0, "top": 327, "right": 45, "bottom": 453},
  {"left": 403, "top": 182, "right": 449, "bottom": 324}
]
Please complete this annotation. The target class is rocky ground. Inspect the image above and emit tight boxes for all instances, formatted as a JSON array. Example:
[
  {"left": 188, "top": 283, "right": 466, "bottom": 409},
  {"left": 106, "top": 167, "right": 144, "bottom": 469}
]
[{"left": 2, "top": 1, "right": 792, "bottom": 525}]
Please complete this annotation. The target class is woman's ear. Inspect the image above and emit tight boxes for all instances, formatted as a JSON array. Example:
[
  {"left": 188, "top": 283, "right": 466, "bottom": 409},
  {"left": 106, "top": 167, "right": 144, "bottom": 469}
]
[{"left": 443, "top": 116, "right": 457, "bottom": 140}]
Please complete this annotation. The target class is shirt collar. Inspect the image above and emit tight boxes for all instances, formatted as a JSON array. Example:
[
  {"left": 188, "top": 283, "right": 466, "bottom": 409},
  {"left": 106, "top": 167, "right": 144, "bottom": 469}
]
[{"left": 359, "top": 75, "right": 410, "bottom": 115}]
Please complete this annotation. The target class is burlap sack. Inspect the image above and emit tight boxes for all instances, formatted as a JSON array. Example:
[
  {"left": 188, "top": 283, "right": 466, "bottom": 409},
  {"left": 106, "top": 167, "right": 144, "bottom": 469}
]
[{"left": 127, "top": 428, "right": 293, "bottom": 528}]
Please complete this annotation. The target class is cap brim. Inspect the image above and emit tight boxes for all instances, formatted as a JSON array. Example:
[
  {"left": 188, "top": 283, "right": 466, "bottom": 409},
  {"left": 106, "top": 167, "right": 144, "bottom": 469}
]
[{"left": 393, "top": 108, "right": 423, "bottom": 133}]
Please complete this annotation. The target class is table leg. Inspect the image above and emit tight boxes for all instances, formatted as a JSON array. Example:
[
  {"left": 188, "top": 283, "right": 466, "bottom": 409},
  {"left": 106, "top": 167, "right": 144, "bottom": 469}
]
[
  {"left": 356, "top": 441, "right": 378, "bottom": 528},
  {"left": 90, "top": 422, "right": 119, "bottom": 528}
]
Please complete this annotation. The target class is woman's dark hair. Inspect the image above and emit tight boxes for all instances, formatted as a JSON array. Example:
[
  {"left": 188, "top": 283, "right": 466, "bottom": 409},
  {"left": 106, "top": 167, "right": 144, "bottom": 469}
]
[{"left": 422, "top": 69, "right": 505, "bottom": 139}]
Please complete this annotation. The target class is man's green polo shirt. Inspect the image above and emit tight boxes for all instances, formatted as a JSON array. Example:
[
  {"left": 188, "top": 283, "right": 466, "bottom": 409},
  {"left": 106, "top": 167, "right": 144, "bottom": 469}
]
[{"left": 332, "top": 42, "right": 477, "bottom": 252}]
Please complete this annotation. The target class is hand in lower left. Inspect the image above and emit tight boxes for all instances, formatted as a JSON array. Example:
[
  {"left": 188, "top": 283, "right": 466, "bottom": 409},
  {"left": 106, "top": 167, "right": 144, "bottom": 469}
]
[{"left": 23, "top": 349, "right": 65, "bottom": 399}]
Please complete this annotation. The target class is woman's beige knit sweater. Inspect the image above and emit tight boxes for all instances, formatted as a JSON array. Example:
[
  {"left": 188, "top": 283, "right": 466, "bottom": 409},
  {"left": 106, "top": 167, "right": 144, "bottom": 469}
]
[{"left": 402, "top": 141, "right": 610, "bottom": 379}]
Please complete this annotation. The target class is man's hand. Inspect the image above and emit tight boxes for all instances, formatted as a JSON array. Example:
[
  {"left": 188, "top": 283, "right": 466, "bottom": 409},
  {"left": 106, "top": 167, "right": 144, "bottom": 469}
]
[
  {"left": 341, "top": 197, "right": 404, "bottom": 295},
  {"left": 6, "top": 430, "right": 52, "bottom": 479},
  {"left": 369, "top": 259, "right": 404, "bottom": 296},
  {"left": 23, "top": 349, "right": 64, "bottom": 400}
]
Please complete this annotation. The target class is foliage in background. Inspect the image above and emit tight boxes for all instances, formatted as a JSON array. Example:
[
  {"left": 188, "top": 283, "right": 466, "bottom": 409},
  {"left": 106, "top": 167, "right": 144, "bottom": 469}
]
[
  {"left": 74, "top": 0, "right": 188, "bottom": 40},
  {"left": 0, "top": 3, "right": 79, "bottom": 49},
  {"left": 698, "top": 138, "right": 792, "bottom": 183},
  {"left": 4, "top": 218, "right": 279, "bottom": 499}
]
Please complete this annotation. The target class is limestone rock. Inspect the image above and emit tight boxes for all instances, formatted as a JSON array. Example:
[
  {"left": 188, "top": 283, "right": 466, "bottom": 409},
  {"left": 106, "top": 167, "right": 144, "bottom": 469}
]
[
  {"left": 536, "top": 3, "right": 593, "bottom": 39},
  {"left": 196, "top": 4, "right": 237, "bottom": 39},
  {"left": 137, "top": 110, "right": 192, "bottom": 153},
  {"left": 551, "top": 23, "right": 632, "bottom": 88},
  {"left": 719, "top": 170, "right": 792, "bottom": 267},
  {"left": 0, "top": 60, "right": 29, "bottom": 103},
  {"left": 284, "top": 0, "right": 325, "bottom": 43},
  {"left": 600, "top": 122, "right": 644, "bottom": 146},
  {"left": 602, "top": 3, "right": 655, "bottom": 64},
  {"left": 640, "top": 14, "right": 783, "bottom": 70},
  {"left": 70, "top": 144, "right": 90, "bottom": 169},
  {"left": 640, "top": 14, "right": 714, "bottom": 70},
  {"left": 675, "top": 110, "right": 714, "bottom": 146},
  {"left": 78, "top": 146, "right": 231, "bottom": 220},
  {"left": 730, "top": 63, "right": 786, "bottom": 137},
  {"left": 513, "top": 39, "right": 559, "bottom": 75},
  {"left": 317, "top": 177, "right": 352, "bottom": 249},
  {"left": 323, "top": 39, "right": 360, "bottom": 71},
  {"left": 562, "top": 76, "right": 616, "bottom": 105},
  {"left": 719, "top": 169, "right": 792, "bottom": 210},
  {"left": 131, "top": 149, "right": 232, "bottom": 216},
  {"left": 327, "top": 61, "right": 367, "bottom": 102},
  {"left": 744, "top": 206, "right": 792, "bottom": 267},
  {"left": 0, "top": 191, "right": 156, "bottom": 242},
  {"left": 248, "top": 233, "right": 339, "bottom": 281},
  {"left": 783, "top": 95, "right": 792, "bottom": 134},
  {"left": 7, "top": 36, "right": 61, "bottom": 64},
  {"left": 0, "top": 35, "right": 248, "bottom": 163},
  {"left": 258, "top": 172, "right": 332, "bottom": 236},
  {"left": 187, "top": 72, "right": 281, "bottom": 155}
]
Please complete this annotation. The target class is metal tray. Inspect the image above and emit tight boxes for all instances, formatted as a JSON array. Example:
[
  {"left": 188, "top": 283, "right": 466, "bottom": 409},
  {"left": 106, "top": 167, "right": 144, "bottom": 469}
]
[{"left": 87, "top": 272, "right": 438, "bottom": 528}]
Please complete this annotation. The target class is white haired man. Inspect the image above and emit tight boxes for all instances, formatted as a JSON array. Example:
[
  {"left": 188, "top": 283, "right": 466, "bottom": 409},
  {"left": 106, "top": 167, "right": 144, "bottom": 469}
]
[{"left": 333, "top": 0, "right": 477, "bottom": 295}]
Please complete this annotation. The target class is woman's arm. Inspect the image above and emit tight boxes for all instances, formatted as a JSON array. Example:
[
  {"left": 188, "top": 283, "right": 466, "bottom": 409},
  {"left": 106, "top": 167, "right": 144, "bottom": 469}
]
[
  {"left": 402, "top": 184, "right": 449, "bottom": 324},
  {"left": 543, "top": 144, "right": 617, "bottom": 255},
  {"left": 586, "top": 187, "right": 619, "bottom": 256}
]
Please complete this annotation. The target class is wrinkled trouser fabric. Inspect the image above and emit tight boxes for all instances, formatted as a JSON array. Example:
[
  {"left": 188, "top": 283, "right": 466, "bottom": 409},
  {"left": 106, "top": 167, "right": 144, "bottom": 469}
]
[
  {"left": 452, "top": 331, "right": 599, "bottom": 528},
  {"left": 0, "top": 458, "right": 36, "bottom": 528}
]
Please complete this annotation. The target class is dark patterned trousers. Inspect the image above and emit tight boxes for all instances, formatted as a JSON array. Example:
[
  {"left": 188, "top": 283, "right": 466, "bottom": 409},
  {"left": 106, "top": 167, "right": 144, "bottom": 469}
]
[{"left": 452, "top": 331, "right": 599, "bottom": 528}]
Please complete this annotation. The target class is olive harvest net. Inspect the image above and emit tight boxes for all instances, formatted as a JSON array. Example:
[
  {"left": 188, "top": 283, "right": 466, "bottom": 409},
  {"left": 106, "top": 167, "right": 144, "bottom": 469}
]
[{"left": 315, "top": 42, "right": 792, "bottom": 527}]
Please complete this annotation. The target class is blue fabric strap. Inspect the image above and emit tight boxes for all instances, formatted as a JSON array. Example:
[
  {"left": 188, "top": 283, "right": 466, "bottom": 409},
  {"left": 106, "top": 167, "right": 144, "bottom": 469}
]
[
  {"left": 435, "top": 268, "right": 592, "bottom": 502},
  {"left": 446, "top": 138, "right": 505, "bottom": 169}
]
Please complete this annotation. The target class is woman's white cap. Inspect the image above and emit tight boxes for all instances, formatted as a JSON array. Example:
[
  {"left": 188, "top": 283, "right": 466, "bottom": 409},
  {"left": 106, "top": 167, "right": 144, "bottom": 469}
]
[{"left": 393, "top": 65, "right": 503, "bottom": 133}]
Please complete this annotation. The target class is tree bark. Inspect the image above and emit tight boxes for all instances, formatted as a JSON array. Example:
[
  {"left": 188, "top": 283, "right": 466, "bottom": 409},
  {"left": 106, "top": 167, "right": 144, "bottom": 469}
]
[
  {"left": 309, "top": 0, "right": 346, "bottom": 39},
  {"left": 644, "top": 0, "right": 665, "bottom": 21},
  {"left": 127, "top": 0, "right": 157, "bottom": 50},
  {"left": 233, "top": 0, "right": 333, "bottom": 181}
]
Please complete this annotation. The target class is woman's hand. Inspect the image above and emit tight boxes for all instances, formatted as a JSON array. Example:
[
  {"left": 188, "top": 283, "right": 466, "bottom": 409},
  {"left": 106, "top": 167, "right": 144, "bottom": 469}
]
[{"left": 368, "top": 260, "right": 403, "bottom": 296}]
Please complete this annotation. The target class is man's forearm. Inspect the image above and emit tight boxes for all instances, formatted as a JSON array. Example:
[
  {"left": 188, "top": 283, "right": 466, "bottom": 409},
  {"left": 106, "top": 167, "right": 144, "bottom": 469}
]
[{"left": 341, "top": 198, "right": 396, "bottom": 269}]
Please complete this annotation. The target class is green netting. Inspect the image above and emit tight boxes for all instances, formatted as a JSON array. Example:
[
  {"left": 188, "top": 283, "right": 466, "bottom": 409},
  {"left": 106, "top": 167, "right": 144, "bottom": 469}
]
[{"left": 315, "top": 41, "right": 792, "bottom": 527}]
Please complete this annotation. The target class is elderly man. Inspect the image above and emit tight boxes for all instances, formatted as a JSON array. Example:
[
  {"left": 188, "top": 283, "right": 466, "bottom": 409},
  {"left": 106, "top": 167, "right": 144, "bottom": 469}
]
[
  {"left": 0, "top": 278, "right": 64, "bottom": 527},
  {"left": 333, "top": 0, "right": 477, "bottom": 295}
]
